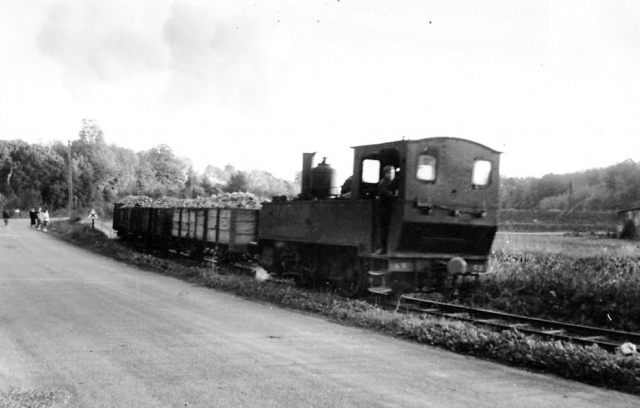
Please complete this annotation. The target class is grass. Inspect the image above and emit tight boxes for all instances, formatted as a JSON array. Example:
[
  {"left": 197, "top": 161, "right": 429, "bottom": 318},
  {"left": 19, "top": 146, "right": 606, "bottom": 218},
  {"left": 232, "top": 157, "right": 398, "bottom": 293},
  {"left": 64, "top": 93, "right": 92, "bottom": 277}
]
[
  {"left": 455, "top": 232, "right": 640, "bottom": 332},
  {"left": 493, "top": 232, "right": 640, "bottom": 258},
  {"left": 497, "top": 209, "right": 616, "bottom": 233},
  {"left": 47, "top": 220, "right": 640, "bottom": 396}
]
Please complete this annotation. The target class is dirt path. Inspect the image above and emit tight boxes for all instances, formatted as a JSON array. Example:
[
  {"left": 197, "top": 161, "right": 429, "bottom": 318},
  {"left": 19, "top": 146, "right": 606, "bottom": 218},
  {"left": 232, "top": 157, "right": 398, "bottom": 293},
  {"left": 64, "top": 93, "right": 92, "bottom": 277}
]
[
  {"left": 1, "top": 218, "right": 638, "bottom": 407},
  {"left": 79, "top": 217, "right": 118, "bottom": 239}
]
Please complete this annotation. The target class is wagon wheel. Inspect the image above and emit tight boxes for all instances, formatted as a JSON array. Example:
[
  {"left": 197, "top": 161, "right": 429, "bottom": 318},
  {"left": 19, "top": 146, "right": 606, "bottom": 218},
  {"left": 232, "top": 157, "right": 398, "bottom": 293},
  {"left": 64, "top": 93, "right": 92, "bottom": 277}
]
[
  {"left": 337, "top": 256, "right": 365, "bottom": 298},
  {"left": 212, "top": 244, "right": 230, "bottom": 267}
]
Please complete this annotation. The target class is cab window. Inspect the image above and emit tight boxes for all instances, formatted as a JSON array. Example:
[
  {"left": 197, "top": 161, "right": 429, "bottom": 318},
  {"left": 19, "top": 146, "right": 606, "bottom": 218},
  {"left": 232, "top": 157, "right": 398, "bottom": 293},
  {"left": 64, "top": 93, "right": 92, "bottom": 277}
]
[
  {"left": 416, "top": 154, "right": 437, "bottom": 182},
  {"left": 472, "top": 160, "right": 492, "bottom": 187},
  {"left": 362, "top": 159, "right": 381, "bottom": 183}
]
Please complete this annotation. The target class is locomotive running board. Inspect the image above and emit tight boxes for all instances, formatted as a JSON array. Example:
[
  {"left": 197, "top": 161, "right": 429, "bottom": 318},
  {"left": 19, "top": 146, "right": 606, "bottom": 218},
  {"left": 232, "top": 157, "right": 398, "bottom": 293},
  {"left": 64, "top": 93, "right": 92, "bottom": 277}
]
[{"left": 363, "top": 251, "right": 488, "bottom": 261}]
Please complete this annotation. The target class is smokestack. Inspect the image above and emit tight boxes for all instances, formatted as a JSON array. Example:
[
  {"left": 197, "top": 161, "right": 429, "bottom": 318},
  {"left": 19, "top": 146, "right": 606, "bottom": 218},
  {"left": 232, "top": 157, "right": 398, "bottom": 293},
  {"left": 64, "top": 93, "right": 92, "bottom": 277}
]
[{"left": 301, "top": 153, "right": 316, "bottom": 199}]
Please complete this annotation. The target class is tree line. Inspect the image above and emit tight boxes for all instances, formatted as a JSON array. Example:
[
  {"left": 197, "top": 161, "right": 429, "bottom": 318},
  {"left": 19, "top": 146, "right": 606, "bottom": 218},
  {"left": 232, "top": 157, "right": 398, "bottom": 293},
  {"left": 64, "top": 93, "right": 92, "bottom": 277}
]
[
  {"left": 500, "top": 159, "right": 640, "bottom": 212},
  {"left": 2, "top": 120, "right": 639, "bottom": 215},
  {"left": 0, "top": 119, "right": 299, "bottom": 214}
]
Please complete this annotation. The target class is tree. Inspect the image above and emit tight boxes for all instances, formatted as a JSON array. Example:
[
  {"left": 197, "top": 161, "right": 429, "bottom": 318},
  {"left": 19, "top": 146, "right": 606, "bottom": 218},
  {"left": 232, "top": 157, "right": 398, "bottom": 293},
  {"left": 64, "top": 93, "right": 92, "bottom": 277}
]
[
  {"left": 180, "top": 165, "right": 208, "bottom": 198},
  {"left": 74, "top": 119, "right": 116, "bottom": 181},
  {"left": 144, "top": 144, "right": 187, "bottom": 193},
  {"left": 200, "top": 175, "right": 222, "bottom": 196},
  {"left": 109, "top": 145, "right": 140, "bottom": 195},
  {"left": 245, "top": 169, "right": 298, "bottom": 198},
  {"left": 224, "top": 171, "right": 248, "bottom": 193},
  {"left": 204, "top": 164, "right": 235, "bottom": 185},
  {"left": 0, "top": 140, "right": 67, "bottom": 209},
  {"left": 71, "top": 119, "right": 117, "bottom": 206}
]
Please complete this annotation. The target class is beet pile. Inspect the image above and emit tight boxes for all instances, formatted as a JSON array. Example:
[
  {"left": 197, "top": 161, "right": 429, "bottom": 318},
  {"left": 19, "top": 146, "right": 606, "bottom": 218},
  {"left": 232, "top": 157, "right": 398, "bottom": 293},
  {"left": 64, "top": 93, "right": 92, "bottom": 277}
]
[{"left": 116, "top": 193, "right": 265, "bottom": 209}]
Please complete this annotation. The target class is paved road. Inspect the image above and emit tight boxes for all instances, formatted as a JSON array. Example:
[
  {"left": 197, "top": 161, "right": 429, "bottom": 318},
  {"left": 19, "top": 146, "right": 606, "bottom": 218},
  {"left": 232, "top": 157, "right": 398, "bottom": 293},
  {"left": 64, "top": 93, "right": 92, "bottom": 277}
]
[{"left": 1, "top": 218, "right": 638, "bottom": 407}]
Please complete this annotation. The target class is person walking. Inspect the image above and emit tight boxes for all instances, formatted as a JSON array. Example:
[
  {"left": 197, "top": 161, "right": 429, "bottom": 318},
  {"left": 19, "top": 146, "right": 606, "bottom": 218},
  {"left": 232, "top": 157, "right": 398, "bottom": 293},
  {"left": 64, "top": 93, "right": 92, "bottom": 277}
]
[
  {"left": 29, "top": 208, "right": 37, "bottom": 229},
  {"left": 2, "top": 209, "right": 9, "bottom": 226},
  {"left": 36, "top": 207, "right": 42, "bottom": 230},
  {"left": 41, "top": 209, "right": 50, "bottom": 232}
]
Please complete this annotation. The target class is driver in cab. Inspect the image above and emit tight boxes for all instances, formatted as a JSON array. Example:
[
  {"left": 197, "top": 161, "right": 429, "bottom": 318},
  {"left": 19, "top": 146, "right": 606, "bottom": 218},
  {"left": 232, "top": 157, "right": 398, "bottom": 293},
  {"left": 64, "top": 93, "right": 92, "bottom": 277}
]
[
  {"left": 378, "top": 165, "right": 398, "bottom": 199},
  {"left": 375, "top": 165, "right": 398, "bottom": 254}
]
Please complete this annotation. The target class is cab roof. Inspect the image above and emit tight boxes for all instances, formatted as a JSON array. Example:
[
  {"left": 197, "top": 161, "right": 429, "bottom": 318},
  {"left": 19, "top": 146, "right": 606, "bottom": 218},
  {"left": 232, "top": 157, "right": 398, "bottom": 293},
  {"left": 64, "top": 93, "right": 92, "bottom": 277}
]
[{"left": 351, "top": 137, "right": 502, "bottom": 154}]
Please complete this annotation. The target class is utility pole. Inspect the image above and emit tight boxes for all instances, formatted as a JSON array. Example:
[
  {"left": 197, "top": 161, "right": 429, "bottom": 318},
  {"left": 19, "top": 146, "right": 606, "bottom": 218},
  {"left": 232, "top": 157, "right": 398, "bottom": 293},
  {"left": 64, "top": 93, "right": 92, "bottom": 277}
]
[
  {"left": 190, "top": 168, "right": 194, "bottom": 198},
  {"left": 568, "top": 181, "right": 574, "bottom": 210},
  {"left": 68, "top": 140, "right": 72, "bottom": 218}
]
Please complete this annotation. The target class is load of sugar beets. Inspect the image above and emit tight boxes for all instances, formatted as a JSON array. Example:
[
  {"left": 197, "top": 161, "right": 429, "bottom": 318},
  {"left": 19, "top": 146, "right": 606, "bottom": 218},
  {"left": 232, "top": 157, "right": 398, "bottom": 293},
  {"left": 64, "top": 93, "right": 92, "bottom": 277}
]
[
  {"left": 113, "top": 137, "right": 501, "bottom": 298},
  {"left": 116, "top": 192, "right": 265, "bottom": 209}
]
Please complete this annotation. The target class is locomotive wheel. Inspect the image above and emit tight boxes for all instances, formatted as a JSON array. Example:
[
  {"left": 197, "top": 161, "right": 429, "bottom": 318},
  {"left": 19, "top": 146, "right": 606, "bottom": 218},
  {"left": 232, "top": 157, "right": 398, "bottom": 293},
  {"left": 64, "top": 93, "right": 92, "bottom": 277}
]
[
  {"left": 336, "top": 257, "right": 365, "bottom": 298},
  {"left": 298, "top": 251, "right": 320, "bottom": 287},
  {"left": 275, "top": 245, "right": 301, "bottom": 275}
]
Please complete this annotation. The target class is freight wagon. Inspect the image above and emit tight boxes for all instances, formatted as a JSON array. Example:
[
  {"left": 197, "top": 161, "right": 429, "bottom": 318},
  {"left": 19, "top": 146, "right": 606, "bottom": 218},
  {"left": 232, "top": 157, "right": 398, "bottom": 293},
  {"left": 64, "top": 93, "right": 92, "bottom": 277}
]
[{"left": 113, "top": 205, "right": 259, "bottom": 259}]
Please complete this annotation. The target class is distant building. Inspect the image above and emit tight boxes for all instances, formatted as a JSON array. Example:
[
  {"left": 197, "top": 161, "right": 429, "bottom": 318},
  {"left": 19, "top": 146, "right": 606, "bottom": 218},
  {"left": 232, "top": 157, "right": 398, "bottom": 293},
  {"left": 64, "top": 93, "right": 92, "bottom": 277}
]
[{"left": 616, "top": 207, "right": 640, "bottom": 239}]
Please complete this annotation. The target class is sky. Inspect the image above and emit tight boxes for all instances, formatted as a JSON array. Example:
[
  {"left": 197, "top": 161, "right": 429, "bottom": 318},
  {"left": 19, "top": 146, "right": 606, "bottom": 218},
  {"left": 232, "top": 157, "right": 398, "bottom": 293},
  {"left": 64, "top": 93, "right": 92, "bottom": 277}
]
[{"left": 1, "top": 0, "right": 640, "bottom": 183}]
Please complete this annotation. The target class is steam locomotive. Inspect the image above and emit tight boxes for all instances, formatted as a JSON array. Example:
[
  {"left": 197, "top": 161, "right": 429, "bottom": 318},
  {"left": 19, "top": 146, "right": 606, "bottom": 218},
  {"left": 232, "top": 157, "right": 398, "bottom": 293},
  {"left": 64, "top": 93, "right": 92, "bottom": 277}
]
[{"left": 113, "top": 137, "right": 500, "bottom": 297}]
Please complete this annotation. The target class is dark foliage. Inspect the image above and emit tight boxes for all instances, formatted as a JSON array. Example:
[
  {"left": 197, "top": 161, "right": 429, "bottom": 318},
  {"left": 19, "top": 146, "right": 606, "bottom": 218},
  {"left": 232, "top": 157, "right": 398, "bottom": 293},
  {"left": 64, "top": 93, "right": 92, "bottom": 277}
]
[{"left": 0, "top": 120, "right": 298, "bottom": 212}]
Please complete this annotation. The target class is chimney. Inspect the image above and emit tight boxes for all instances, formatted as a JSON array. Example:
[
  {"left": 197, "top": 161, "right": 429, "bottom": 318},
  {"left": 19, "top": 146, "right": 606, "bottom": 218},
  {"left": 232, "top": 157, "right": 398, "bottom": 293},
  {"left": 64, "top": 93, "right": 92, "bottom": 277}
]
[{"left": 301, "top": 153, "right": 316, "bottom": 198}]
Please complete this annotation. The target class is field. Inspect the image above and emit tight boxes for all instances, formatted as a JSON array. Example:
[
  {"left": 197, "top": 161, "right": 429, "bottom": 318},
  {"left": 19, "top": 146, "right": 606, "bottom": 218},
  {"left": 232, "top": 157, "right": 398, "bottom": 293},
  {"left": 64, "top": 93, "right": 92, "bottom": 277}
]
[
  {"left": 498, "top": 209, "right": 617, "bottom": 233},
  {"left": 492, "top": 231, "right": 640, "bottom": 258},
  {"left": 461, "top": 231, "right": 640, "bottom": 332}
]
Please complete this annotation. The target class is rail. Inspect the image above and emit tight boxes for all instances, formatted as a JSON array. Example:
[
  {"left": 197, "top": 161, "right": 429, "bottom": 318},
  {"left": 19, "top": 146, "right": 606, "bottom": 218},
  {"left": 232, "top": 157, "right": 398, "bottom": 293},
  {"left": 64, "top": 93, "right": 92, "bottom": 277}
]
[{"left": 392, "top": 295, "right": 640, "bottom": 353}]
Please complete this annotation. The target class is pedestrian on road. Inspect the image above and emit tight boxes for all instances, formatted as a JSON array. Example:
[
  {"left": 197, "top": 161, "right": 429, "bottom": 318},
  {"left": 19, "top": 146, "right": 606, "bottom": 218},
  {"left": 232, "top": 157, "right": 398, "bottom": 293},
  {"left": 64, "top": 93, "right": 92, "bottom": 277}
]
[
  {"left": 29, "top": 208, "right": 37, "bottom": 229},
  {"left": 36, "top": 207, "right": 42, "bottom": 230},
  {"left": 2, "top": 209, "right": 10, "bottom": 226},
  {"left": 42, "top": 209, "right": 50, "bottom": 232}
]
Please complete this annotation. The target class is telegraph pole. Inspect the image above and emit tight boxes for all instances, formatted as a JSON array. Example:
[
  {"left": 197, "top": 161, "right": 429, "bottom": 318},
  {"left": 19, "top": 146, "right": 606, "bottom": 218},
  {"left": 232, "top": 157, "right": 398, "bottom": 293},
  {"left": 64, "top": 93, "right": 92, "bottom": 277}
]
[
  {"left": 568, "top": 181, "right": 574, "bottom": 209},
  {"left": 68, "top": 140, "right": 72, "bottom": 218},
  {"left": 189, "top": 167, "right": 194, "bottom": 198}
]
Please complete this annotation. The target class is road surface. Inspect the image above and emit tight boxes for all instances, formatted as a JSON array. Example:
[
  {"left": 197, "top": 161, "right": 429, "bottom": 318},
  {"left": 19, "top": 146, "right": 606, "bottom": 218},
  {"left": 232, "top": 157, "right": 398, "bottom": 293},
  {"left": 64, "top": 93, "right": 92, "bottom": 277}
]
[{"left": 1, "top": 218, "right": 638, "bottom": 407}]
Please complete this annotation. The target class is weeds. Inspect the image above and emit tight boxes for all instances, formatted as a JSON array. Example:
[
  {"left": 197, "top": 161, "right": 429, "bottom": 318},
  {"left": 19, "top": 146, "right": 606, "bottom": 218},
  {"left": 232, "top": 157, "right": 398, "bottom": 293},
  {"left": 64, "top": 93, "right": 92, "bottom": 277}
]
[{"left": 461, "top": 243, "right": 640, "bottom": 331}]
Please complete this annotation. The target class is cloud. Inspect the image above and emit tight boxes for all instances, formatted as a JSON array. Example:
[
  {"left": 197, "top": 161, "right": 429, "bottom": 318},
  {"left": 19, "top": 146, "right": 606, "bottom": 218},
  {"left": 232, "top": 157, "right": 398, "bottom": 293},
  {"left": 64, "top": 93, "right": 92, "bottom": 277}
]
[
  {"left": 36, "top": 1, "right": 167, "bottom": 95},
  {"left": 161, "top": 2, "right": 287, "bottom": 108},
  {"left": 36, "top": 0, "right": 288, "bottom": 108}
]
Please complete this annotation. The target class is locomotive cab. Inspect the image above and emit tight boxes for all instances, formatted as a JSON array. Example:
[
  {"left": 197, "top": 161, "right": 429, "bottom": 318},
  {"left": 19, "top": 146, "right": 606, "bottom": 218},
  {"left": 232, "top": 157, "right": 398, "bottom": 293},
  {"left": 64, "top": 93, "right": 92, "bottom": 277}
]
[
  {"left": 349, "top": 138, "right": 500, "bottom": 293},
  {"left": 258, "top": 137, "right": 500, "bottom": 296},
  {"left": 350, "top": 138, "right": 500, "bottom": 256}
]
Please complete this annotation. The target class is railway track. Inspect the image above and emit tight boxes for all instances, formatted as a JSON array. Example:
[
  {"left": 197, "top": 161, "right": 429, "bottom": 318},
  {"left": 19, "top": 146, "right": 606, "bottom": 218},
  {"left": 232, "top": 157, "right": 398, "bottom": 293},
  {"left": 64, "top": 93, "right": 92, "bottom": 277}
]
[{"left": 392, "top": 295, "right": 640, "bottom": 353}]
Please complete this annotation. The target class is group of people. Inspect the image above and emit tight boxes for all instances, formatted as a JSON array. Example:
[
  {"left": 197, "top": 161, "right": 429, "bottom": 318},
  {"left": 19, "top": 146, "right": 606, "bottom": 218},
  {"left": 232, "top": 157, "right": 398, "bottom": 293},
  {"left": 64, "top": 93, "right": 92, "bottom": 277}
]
[{"left": 29, "top": 207, "right": 50, "bottom": 232}]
